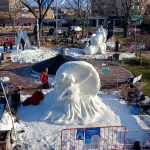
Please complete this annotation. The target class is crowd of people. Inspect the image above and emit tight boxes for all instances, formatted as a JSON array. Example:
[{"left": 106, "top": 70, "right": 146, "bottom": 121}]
[{"left": 3, "top": 38, "right": 14, "bottom": 52}]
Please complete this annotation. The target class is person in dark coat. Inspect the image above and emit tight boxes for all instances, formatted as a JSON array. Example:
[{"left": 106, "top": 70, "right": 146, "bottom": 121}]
[
  {"left": 20, "top": 38, "right": 25, "bottom": 50},
  {"left": 115, "top": 40, "right": 120, "bottom": 52},
  {"left": 3, "top": 40, "right": 8, "bottom": 52}
]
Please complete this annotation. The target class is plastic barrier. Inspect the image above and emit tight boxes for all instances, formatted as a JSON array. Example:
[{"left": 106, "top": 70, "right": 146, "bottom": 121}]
[{"left": 61, "top": 126, "right": 126, "bottom": 150}]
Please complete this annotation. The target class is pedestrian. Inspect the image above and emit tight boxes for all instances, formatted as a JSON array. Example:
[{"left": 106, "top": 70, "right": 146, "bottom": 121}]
[
  {"left": 3, "top": 40, "right": 8, "bottom": 52},
  {"left": 20, "top": 38, "right": 25, "bottom": 50},
  {"left": 40, "top": 67, "right": 49, "bottom": 89},
  {"left": 115, "top": 40, "right": 120, "bottom": 52},
  {"left": 7, "top": 39, "right": 13, "bottom": 51}
]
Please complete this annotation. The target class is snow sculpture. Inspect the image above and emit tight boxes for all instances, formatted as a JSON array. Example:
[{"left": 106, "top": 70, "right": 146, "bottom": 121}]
[
  {"left": 84, "top": 26, "right": 107, "bottom": 55},
  {"left": 42, "top": 61, "right": 107, "bottom": 125},
  {"left": 15, "top": 30, "right": 32, "bottom": 50}
]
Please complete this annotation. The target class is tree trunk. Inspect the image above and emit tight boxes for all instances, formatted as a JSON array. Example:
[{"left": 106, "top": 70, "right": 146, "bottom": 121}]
[
  {"left": 81, "top": 23, "right": 84, "bottom": 37},
  {"left": 124, "top": 23, "right": 129, "bottom": 37},
  {"left": 36, "top": 19, "right": 43, "bottom": 48},
  {"left": 124, "top": 16, "right": 130, "bottom": 37}
]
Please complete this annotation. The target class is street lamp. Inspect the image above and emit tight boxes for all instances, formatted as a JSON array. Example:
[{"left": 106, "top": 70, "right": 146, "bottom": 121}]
[{"left": 55, "top": 0, "right": 58, "bottom": 44}]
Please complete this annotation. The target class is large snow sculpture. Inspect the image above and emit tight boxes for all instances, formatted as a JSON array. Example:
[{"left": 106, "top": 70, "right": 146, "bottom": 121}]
[
  {"left": 15, "top": 30, "right": 32, "bottom": 50},
  {"left": 42, "top": 61, "right": 109, "bottom": 125},
  {"left": 84, "top": 26, "right": 107, "bottom": 55}
]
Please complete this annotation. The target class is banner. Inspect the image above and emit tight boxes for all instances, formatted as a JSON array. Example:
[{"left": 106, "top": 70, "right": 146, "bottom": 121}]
[
  {"left": 84, "top": 128, "right": 100, "bottom": 145},
  {"left": 41, "top": 0, "right": 49, "bottom": 7}
]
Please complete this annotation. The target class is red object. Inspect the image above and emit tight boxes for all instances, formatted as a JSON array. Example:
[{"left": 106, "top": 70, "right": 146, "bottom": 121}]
[
  {"left": 7, "top": 39, "right": 13, "bottom": 45},
  {"left": 27, "top": 91, "right": 44, "bottom": 105},
  {"left": 40, "top": 71, "right": 48, "bottom": 84}
]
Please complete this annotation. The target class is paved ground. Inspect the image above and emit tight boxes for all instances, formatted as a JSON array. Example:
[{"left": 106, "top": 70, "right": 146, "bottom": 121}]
[
  {"left": 0, "top": 63, "right": 39, "bottom": 94},
  {"left": 0, "top": 60, "right": 133, "bottom": 94}
]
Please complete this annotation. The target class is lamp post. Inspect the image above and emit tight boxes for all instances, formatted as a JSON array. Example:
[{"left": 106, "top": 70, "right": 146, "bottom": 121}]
[{"left": 55, "top": 0, "right": 58, "bottom": 44}]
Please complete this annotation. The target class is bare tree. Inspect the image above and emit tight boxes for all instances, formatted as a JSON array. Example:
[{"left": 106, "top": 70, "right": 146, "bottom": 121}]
[
  {"left": 67, "top": 0, "right": 91, "bottom": 35},
  {"left": 144, "top": 4, "right": 150, "bottom": 26},
  {"left": 8, "top": 1, "right": 23, "bottom": 31},
  {"left": 20, "top": 0, "right": 54, "bottom": 47},
  {"left": 109, "top": 0, "right": 134, "bottom": 37}
]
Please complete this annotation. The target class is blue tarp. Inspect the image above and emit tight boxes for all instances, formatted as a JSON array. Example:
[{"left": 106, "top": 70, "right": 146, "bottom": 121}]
[{"left": 129, "top": 104, "right": 141, "bottom": 115}]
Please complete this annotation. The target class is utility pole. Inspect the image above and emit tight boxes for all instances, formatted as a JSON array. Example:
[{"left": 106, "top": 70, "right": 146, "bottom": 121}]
[{"left": 55, "top": 0, "right": 58, "bottom": 44}]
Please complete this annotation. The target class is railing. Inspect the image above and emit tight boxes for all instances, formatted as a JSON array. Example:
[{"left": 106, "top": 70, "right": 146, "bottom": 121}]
[{"left": 61, "top": 126, "right": 127, "bottom": 150}]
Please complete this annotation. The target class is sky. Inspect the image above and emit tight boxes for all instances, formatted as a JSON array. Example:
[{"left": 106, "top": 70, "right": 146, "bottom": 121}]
[{"left": 27, "top": 0, "right": 90, "bottom": 8}]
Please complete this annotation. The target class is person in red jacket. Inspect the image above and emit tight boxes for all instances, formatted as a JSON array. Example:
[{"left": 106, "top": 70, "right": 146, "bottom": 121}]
[
  {"left": 40, "top": 67, "right": 49, "bottom": 89},
  {"left": 7, "top": 38, "right": 13, "bottom": 51},
  {"left": 22, "top": 90, "right": 44, "bottom": 106}
]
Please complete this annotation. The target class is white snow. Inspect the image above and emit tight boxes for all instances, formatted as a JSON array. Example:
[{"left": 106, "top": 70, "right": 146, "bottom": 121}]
[
  {"left": 84, "top": 26, "right": 107, "bottom": 55},
  {"left": 0, "top": 45, "right": 136, "bottom": 64},
  {"left": 10, "top": 48, "right": 58, "bottom": 63},
  {"left": 0, "top": 76, "right": 10, "bottom": 82},
  {"left": 0, "top": 74, "right": 149, "bottom": 149},
  {"left": 0, "top": 110, "right": 14, "bottom": 130},
  {"left": 42, "top": 61, "right": 102, "bottom": 124},
  {"left": 8, "top": 90, "right": 148, "bottom": 149},
  {"left": 0, "top": 45, "right": 148, "bottom": 149}
]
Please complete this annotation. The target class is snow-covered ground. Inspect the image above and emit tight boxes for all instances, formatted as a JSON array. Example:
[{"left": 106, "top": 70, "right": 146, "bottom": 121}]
[
  {"left": 4, "top": 90, "right": 147, "bottom": 149},
  {"left": 0, "top": 46, "right": 148, "bottom": 149}
]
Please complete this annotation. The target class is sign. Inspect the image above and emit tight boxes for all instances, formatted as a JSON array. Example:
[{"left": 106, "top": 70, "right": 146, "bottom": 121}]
[
  {"left": 84, "top": 128, "right": 100, "bottom": 145},
  {"left": 133, "top": 74, "right": 142, "bottom": 84},
  {"left": 76, "top": 129, "right": 84, "bottom": 140},
  {"left": 101, "top": 66, "right": 110, "bottom": 74},
  {"left": 76, "top": 128, "right": 101, "bottom": 149}
]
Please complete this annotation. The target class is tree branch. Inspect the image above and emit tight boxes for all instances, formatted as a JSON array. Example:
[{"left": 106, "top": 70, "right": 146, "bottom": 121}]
[{"left": 20, "top": 0, "right": 37, "bottom": 18}]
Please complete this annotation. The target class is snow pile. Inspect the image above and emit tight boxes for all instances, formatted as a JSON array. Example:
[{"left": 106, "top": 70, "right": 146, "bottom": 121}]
[
  {"left": 14, "top": 90, "right": 149, "bottom": 149},
  {"left": 119, "top": 52, "right": 136, "bottom": 60},
  {"left": 64, "top": 48, "right": 113, "bottom": 60},
  {"left": 11, "top": 48, "right": 58, "bottom": 63},
  {"left": 0, "top": 110, "right": 13, "bottom": 130},
  {"left": 0, "top": 45, "right": 136, "bottom": 64},
  {"left": 106, "top": 41, "right": 115, "bottom": 48},
  {"left": 0, "top": 76, "right": 10, "bottom": 82},
  {"left": 41, "top": 61, "right": 120, "bottom": 125}
]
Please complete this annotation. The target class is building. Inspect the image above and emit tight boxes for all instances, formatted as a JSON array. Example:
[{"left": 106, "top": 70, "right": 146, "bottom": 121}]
[
  {"left": 0, "top": 0, "right": 20, "bottom": 12},
  {"left": 0, "top": 0, "right": 55, "bottom": 26},
  {"left": 91, "top": 0, "right": 148, "bottom": 27}
]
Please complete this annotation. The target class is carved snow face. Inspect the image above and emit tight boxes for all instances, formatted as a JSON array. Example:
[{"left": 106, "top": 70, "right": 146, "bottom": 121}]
[
  {"left": 42, "top": 61, "right": 102, "bottom": 125},
  {"left": 55, "top": 61, "right": 100, "bottom": 102}
]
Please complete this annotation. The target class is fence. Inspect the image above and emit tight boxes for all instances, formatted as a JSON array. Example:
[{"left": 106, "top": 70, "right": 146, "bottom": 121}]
[{"left": 61, "top": 126, "right": 126, "bottom": 150}]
